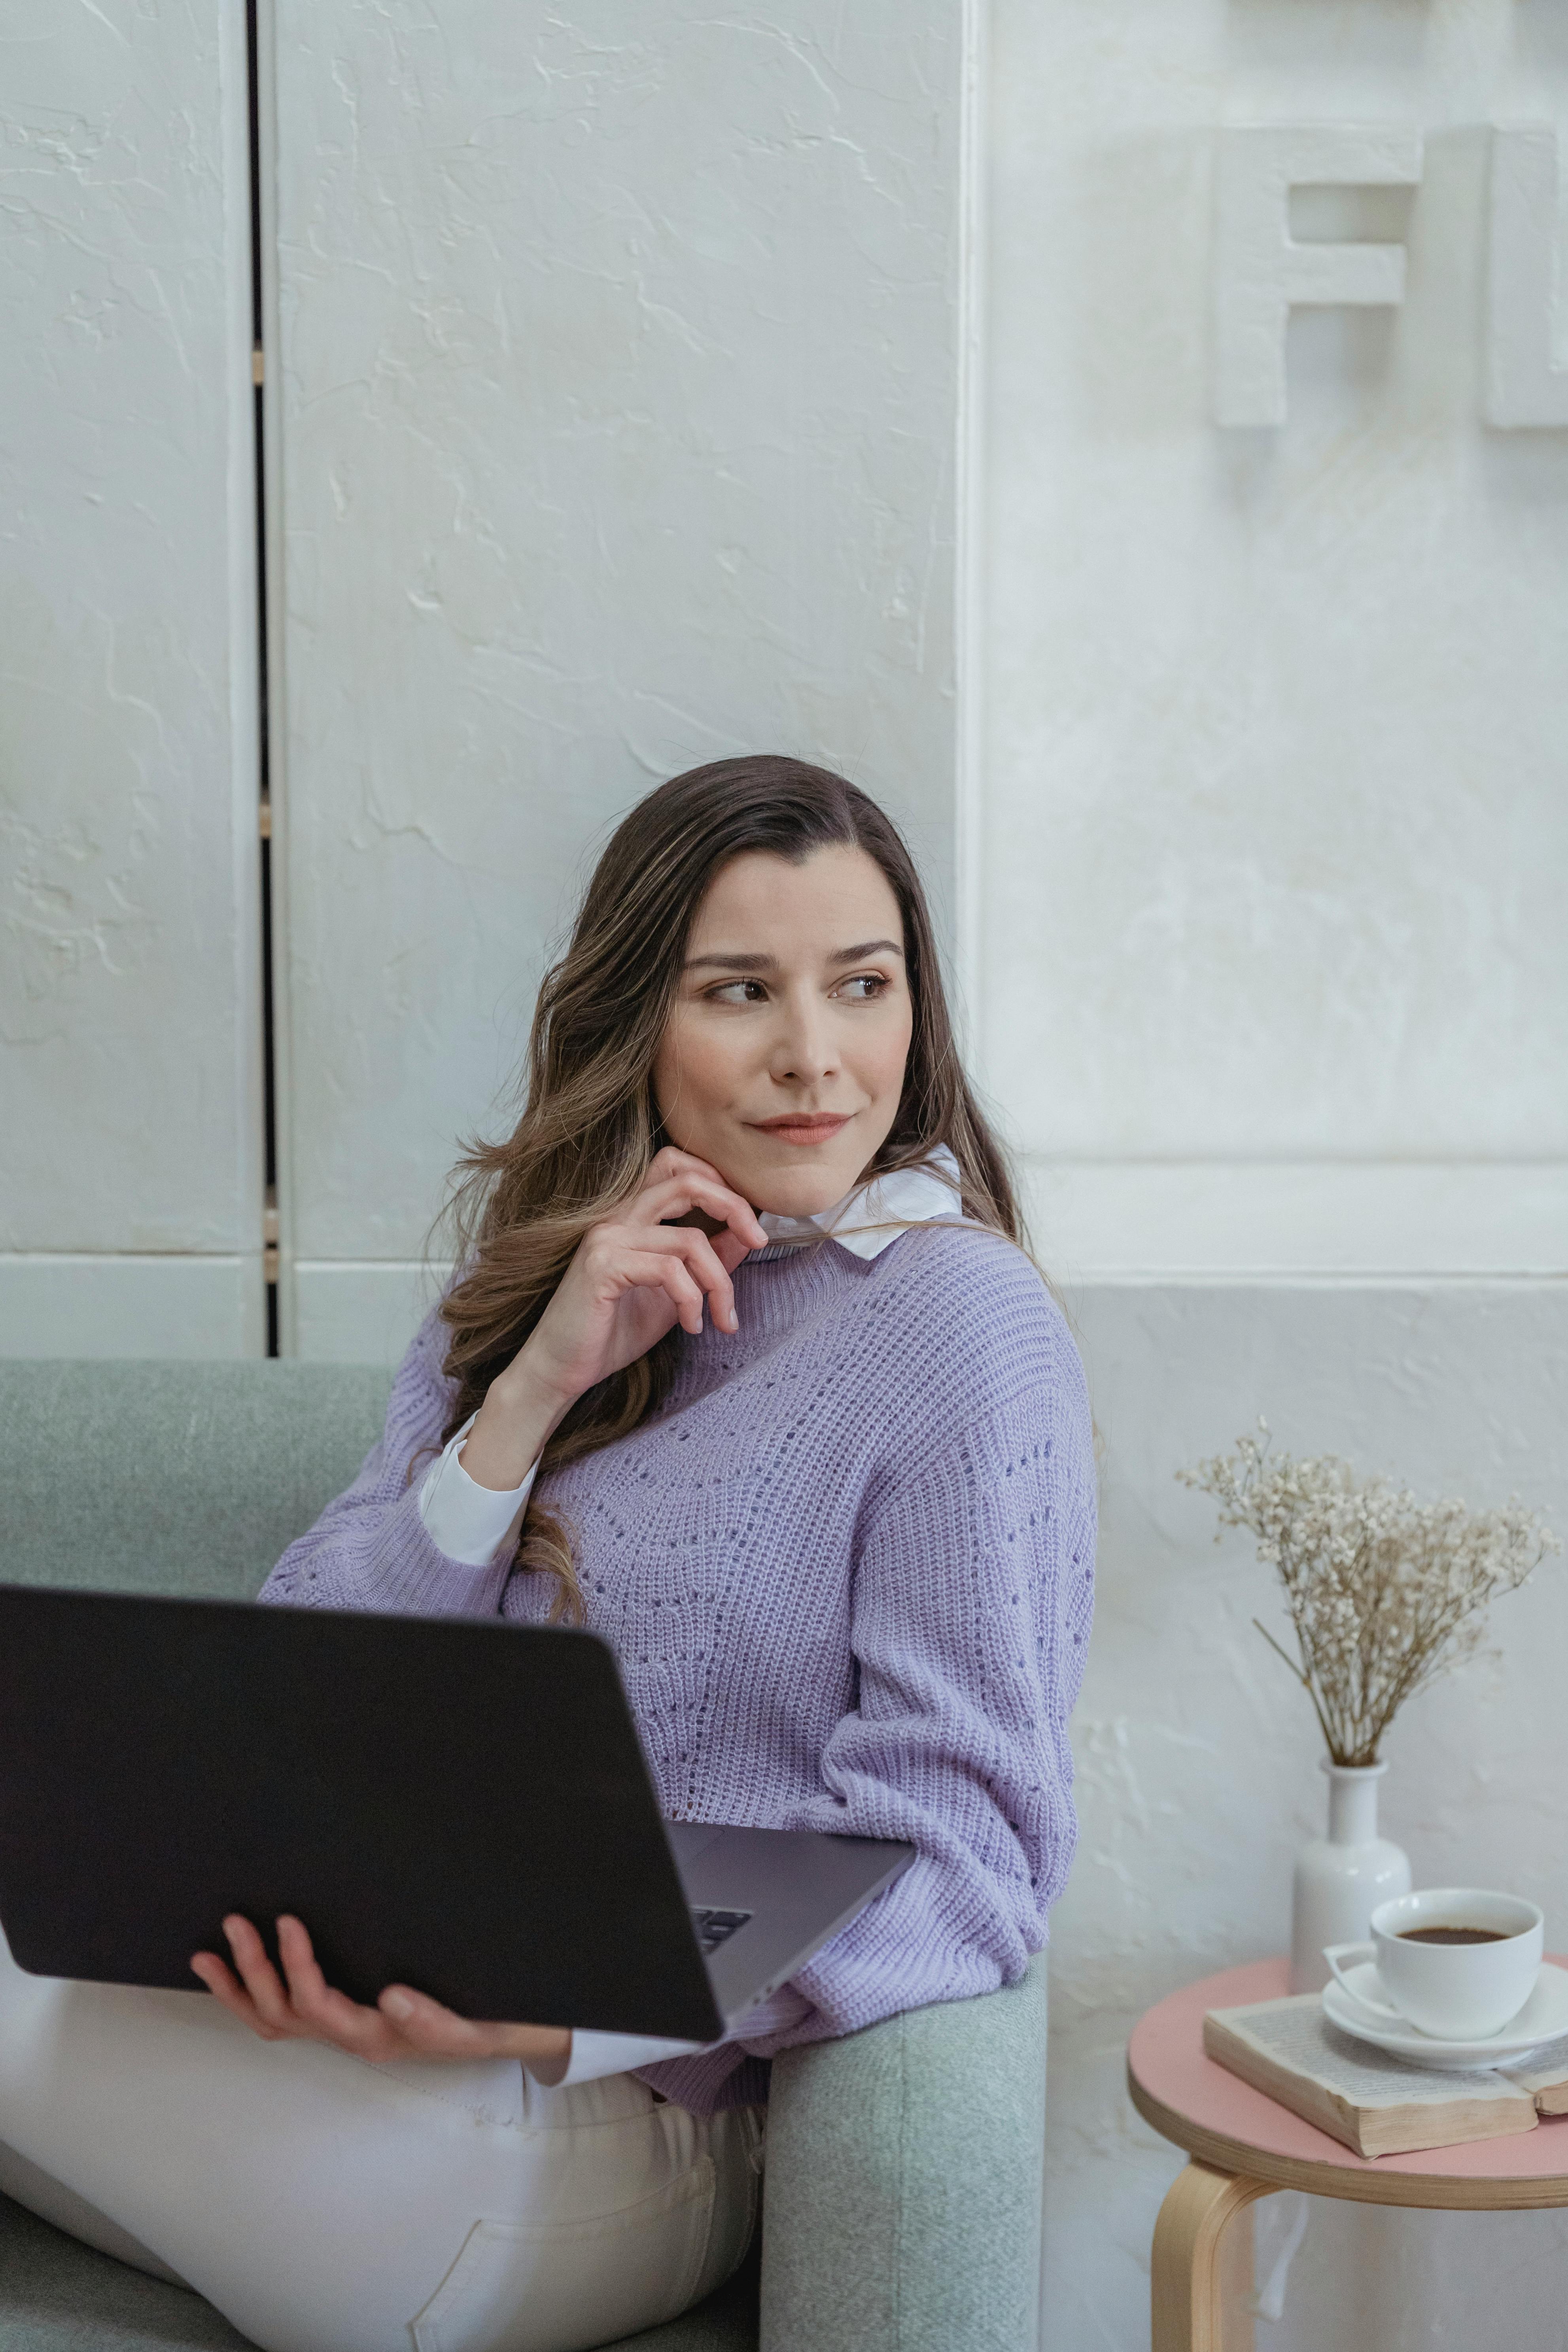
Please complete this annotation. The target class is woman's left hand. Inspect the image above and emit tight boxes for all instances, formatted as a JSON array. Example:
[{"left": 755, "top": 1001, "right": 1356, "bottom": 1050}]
[{"left": 191, "top": 1914, "right": 573, "bottom": 2082}]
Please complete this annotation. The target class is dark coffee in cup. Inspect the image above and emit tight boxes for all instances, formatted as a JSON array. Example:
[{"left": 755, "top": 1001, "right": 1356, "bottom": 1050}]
[{"left": 1398, "top": 1926, "right": 1507, "bottom": 1946}]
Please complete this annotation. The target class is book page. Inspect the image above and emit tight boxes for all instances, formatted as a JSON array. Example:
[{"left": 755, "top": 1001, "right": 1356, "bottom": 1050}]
[
  {"left": 1209, "top": 1996, "right": 1532, "bottom": 2110},
  {"left": 1502, "top": 2036, "right": 1568, "bottom": 2097}
]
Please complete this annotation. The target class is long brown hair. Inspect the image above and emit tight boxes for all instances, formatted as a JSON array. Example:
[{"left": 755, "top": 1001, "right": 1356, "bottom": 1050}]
[{"left": 437, "top": 754, "right": 1022, "bottom": 1617}]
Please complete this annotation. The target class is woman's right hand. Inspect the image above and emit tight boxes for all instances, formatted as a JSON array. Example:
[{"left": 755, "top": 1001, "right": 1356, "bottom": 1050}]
[
  {"left": 458, "top": 1149, "right": 769, "bottom": 1492},
  {"left": 193, "top": 1913, "right": 577, "bottom": 2082}
]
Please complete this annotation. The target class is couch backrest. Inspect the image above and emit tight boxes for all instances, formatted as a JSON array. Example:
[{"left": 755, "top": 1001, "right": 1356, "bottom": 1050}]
[{"left": 0, "top": 1361, "right": 393, "bottom": 1600}]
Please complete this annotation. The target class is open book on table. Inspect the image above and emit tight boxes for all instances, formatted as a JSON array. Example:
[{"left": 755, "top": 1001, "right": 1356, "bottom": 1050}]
[{"left": 1204, "top": 1993, "right": 1568, "bottom": 2160}]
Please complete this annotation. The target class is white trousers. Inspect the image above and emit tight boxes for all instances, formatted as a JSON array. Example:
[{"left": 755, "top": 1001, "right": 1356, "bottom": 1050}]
[{"left": 0, "top": 1928, "right": 759, "bottom": 2352}]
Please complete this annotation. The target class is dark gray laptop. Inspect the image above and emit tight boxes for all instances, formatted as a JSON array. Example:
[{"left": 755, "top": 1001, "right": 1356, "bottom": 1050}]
[{"left": 0, "top": 1584, "right": 912, "bottom": 2043}]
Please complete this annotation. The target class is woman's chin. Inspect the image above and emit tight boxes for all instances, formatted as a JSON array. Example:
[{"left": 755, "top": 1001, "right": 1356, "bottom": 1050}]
[
  {"left": 685, "top": 1136, "right": 862, "bottom": 1223},
  {"left": 743, "top": 1168, "right": 856, "bottom": 1221}
]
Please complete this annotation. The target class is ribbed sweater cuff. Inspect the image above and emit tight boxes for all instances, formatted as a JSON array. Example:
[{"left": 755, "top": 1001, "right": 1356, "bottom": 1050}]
[
  {"left": 634, "top": 2045, "right": 769, "bottom": 2115},
  {"left": 352, "top": 1487, "right": 512, "bottom": 1618}
]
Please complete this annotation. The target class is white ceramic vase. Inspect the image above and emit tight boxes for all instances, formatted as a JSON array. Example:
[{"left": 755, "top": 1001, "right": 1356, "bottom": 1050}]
[{"left": 1289, "top": 1758, "right": 1411, "bottom": 1994}]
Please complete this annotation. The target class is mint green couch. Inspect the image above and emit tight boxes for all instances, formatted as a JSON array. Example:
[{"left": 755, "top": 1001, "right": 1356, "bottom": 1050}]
[{"left": 0, "top": 1362, "right": 1048, "bottom": 2352}]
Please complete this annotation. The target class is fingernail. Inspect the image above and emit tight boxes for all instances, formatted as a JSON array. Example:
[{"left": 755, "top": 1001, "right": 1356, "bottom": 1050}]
[{"left": 383, "top": 1989, "right": 413, "bottom": 2019}]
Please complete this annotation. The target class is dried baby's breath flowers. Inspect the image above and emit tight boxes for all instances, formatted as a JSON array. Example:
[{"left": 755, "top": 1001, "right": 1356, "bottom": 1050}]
[{"left": 1179, "top": 1426, "right": 1559, "bottom": 1767}]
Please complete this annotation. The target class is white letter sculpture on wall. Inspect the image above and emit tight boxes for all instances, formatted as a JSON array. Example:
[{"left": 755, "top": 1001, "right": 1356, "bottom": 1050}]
[
  {"left": 1486, "top": 128, "right": 1568, "bottom": 429},
  {"left": 1214, "top": 127, "right": 1424, "bottom": 427}
]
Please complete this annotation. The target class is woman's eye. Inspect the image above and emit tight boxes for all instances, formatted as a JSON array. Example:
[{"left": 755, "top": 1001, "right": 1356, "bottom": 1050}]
[
  {"left": 834, "top": 973, "right": 889, "bottom": 1002},
  {"left": 706, "top": 979, "right": 769, "bottom": 1005}
]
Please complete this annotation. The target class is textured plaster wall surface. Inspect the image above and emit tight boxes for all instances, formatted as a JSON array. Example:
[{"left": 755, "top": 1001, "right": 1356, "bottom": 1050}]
[
  {"left": 271, "top": 0, "right": 965, "bottom": 1323},
  {"left": 0, "top": 1, "right": 263, "bottom": 1350},
  {"left": 984, "top": 0, "right": 1568, "bottom": 1276},
  {"left": 1049, "top": 1279, "right": 1568, "bottom": 2351},
  {"left": 984, "top": 2, "right": 1568, "bottom": 2342}
]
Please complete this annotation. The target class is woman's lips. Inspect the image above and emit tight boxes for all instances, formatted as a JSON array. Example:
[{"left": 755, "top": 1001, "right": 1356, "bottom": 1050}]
[{"left": 749, "top": 1115, "right": 851, "bottom": 1146}]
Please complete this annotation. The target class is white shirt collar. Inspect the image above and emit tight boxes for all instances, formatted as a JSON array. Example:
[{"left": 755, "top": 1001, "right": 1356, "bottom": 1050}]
[{"left": 756, "top": 1144, "right": 965, "bottom": 1262}]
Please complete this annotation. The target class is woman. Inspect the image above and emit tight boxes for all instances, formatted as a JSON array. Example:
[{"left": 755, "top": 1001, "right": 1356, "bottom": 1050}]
[{"left": 0, "top": 756, "right": 1095, "bottom": 2352}]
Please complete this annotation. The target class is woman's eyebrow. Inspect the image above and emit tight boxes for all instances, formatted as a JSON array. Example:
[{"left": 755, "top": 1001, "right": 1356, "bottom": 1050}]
[
  {"left": 684, "top": 939, "right": 905, "bottom": 974},
  {"left": 829, "top": 939, "right": 904, "bottom": 964}
]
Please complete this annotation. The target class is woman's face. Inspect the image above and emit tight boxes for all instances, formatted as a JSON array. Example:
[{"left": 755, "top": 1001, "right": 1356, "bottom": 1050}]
[{"left": 653, "top": 844, "right": 915, "bottom": 1218}]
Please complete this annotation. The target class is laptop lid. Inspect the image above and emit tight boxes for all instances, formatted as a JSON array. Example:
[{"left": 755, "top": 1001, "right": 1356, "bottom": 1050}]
[{"left": 0, "top": 1585, "right": 728, "bottom": 2040}]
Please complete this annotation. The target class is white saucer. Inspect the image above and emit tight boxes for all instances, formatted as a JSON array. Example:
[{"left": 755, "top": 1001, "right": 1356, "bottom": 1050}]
[{"left": 1322, "top": 1959, "right": 1568, "bottom": 2070}]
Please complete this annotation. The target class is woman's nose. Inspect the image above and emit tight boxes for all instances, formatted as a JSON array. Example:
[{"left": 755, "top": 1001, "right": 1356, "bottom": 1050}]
[{"left": 770, "top": 997, "right": 837, "bottom": 1084}]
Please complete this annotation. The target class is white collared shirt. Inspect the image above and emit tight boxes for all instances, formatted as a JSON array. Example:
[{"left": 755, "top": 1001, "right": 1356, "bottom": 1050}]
[
  {"left": 753, "top": 1144, "right": 964, "bottom": 1259},
  {"left": 414, "top": 1145, "right": 966, "bottom": 2088}
]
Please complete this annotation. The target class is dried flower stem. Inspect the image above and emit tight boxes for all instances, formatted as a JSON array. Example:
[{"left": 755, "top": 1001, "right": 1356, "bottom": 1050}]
[{"left": 1179, "top": 1427, "right": 1559, "bottom": 1766}]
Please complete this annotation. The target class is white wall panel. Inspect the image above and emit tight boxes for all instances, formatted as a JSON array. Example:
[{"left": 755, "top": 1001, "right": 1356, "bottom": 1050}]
[
  {"left": 270, "top": 0, "right": 968, "bottom": 1333},
  {"left": 983, "top": 0, "right": 1568, "bottom": 1274},
  {"left": 0, "top": 1255, "right": 265, "bottom": 1361},
  {"left": 0, "top": 0, "right": 263, "bottom": 1352},
  {"left": 291, "top": 1259, "right": 448, "bottom": 1369},
  {"left": 1022, "top": 1159, "right": 1568, "bottom": 1280}
]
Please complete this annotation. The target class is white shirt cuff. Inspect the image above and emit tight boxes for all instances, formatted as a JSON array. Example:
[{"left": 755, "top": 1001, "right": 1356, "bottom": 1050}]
[
  {"left": 416, "top": 1412, "right": 539, "bottom": 1568},
  {"left": 552, "top": 2028, "right": 714, "bottom": 2087}
]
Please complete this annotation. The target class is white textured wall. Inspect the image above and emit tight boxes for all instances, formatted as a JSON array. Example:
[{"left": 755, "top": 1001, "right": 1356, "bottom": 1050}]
[
  {"left": 0, "top": 0, "right": 264, "bottom": 1354},
  {"left": 983, "top": 0, "right": 1568, "bottom": 1280},
  {"left": 981, "top": 3, "right": 1568, "bottom": 2345},
  {"left": 269, "top": 0, "right": 967, "bottom": 1352}
]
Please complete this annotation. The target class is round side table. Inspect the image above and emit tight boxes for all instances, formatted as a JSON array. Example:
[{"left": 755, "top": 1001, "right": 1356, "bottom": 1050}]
[{"left": 1127, "top": 1958, "right": 1568, "bottom": 2352}]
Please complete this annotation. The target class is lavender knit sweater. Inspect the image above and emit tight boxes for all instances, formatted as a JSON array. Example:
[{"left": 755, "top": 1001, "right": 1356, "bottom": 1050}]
[{"left": 260, "top": 1226, "right": 1096, "bottom": 2112}]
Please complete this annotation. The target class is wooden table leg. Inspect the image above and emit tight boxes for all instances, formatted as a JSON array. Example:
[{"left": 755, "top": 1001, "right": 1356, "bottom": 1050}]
[{"left": 1151, "top": 2160, "right": 1278, "bottom": 2352}]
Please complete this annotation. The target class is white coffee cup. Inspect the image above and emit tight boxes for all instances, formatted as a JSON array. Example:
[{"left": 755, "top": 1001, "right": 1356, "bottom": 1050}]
[{"left": 1324, "top": 1887, "right": 1543, "bottom": 2040}]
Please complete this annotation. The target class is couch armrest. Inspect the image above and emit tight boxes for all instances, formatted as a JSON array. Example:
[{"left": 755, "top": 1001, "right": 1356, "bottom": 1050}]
[{"left": 758, "top": 1956, "right": 1047, "bottom": 2352}]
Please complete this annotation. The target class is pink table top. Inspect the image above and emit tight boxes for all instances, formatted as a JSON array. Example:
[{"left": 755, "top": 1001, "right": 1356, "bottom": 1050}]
[{"left": 1127, "top": 1958, "right": 1568, "bottom": 2205}]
